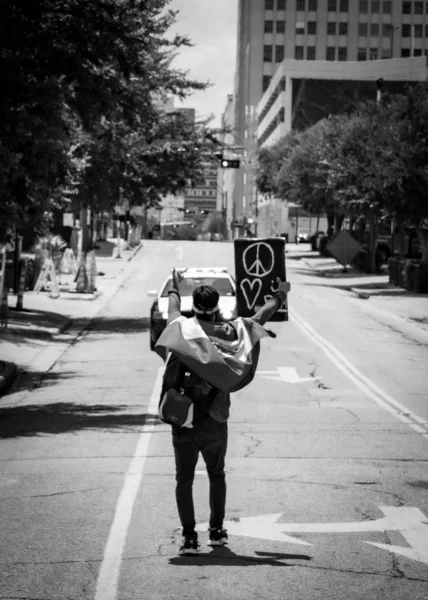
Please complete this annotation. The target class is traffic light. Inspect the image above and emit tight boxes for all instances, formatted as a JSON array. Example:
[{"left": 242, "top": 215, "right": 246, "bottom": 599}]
[{"left": 220, "top": 158, "right": 240, "bottom": 169}]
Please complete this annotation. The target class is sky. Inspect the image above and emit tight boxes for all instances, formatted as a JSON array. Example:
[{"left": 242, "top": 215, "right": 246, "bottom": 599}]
[{"left": 168, "top": 0, "right": 238, "bottom": 127}]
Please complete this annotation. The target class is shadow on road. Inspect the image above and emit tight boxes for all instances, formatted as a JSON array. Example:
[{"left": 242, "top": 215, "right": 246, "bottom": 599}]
[
  {"left": 8, "top": 369, "right": 79, "bottom": 394},
  {"left": 169, "top": 546, "right": 312, "bottom": 567},
  {"left": 81, "top": 316, "right": 151, "bottom": 334},
  {"left": 301, "top": 281, "right": 413, "bottom": 296},
  {"left": 0, "top": 402, "right": 160, "bottom": 438}
]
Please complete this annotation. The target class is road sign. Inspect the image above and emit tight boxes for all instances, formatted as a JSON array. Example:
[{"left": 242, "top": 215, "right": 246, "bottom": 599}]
[
  {"left": 258, "top": 366, "right": 319, "bottom": 384},
  {"left": 196, "top": 506, "right": 428, "bottom": 565},
  {"left": 234, "top": 237, "right": 288, "bottom": 321},
  {"left": 326, "top": 230, "right": 362, "bottom": 267}
]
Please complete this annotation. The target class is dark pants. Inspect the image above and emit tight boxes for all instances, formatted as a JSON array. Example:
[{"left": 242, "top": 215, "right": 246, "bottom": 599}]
[{"left": 172, "top": 416, "right": 228, "bottom": 539}]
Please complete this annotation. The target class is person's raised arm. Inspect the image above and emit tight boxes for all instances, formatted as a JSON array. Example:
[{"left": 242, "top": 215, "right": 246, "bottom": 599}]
[
  {"left": 167, "top": 268, "right": 185, "bottom": 324},
  {"left": 252, "top": 279, "right": 291, "bottom": 326}
]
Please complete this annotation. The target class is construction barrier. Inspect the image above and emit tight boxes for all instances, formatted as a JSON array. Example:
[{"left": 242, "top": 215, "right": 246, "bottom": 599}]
[
  {"left": 86, "top": 250, "right": 97, "bottom": 293},
  {"left": 60, "top": 248, "right": 77, "bottom": 275},
  {"left": 34, "top": 258, "right": 60, "bottom": 298},
  {"left": 74, "top": 256, "right": 88, "bottom": 293}
]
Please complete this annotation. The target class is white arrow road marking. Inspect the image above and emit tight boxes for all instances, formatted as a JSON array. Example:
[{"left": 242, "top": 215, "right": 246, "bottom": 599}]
[
  {"left": 196, "top": 506, "right": 428, "bottom": 565},
  {"left": 364, "top": 507, "right": 428, "bottom": 566},
  {"left": 258, "top": 366, "right": 319, "bottom": 384},
  {"left": 197, "top": 513, "right": 312, "bottom": 546}
]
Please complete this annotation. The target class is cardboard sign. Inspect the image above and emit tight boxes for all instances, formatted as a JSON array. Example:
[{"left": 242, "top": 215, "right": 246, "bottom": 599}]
[{"left": 234, "top": 237, "right": 288, "bottom": 322}]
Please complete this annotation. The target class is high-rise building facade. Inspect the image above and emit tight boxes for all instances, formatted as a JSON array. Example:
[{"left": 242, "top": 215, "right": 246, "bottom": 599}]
[{"left": 232, "top": 0, "right": 428, "bottom": 228}]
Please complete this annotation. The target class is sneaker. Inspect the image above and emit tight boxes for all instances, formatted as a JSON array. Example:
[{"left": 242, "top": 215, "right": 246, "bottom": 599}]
[
  {"left": 208, "top": 527, "right": 228, "bottom": 546},
  {"left": 179, "top": 537, "right": 200, "bottom": 555}
]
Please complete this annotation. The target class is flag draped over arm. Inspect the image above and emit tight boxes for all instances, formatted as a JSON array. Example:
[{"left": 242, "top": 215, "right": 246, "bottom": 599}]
[{"left": 155, "top": 316, "right": 269, "bottom": 393}]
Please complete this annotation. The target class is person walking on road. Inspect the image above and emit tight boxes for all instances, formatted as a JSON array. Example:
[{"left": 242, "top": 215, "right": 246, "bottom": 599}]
[{"left": 155, "top": 268, "right": 291, "bottom": 555}]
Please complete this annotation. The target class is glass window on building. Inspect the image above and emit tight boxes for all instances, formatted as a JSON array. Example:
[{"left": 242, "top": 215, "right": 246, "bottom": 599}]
[
  {"left": 307, "top": 46, "right": 316, "bottom": 59},
  {"left": 265, "top": 0, "right": 274, "bottom": 9},
  {"left": 357, "top": 48, "right": 367, "bottom": 60},
  {"left": 263, "top": 75, "right": 272, "bottom": 91},
  {"left": 401, "top": 48, "right": 411, "bottom": 56},
  {"left": 339, "top": 0, "right": 349, "bottom": 12},
  {"left": 382, "top": 23, "right": 392, "bottom": 36},
  {"left": 296, "top": 22, "right": 305, "bottom": 33},
  {"left": 359, "top": 22, "right": 368, "bottom": 35},
  {"left": 338, "top": 46, "right": 348, "bottom": 60},
  {"left": 371, "top": 0, "right": 380, "bottom": 12},
  {"left": 339, "top": 22, "right": 348, "bottom": 35},
  {"left": 277, "top": 20, "right": 286, "bottom": 33},
  {"left": 426, "top": 24, "right": 428, "bottom": 37},
  {"left": 296, "top": 0, "right": 305, "bottom": 10},
  {"left": 414, "top": 1, "right": 423, "bottom": 14},
  {"left": 265, "top": 20, "right": 274, "bottom": 33},
  {"left": 383, "top": 1, "right": 392, "bottom": 12},
  {"left": 327, "top": 0, "right": 337, "bottom": 9},
  {"left": 370, "top": 23, "right": 379, "bottom": 36},
  {"left": 275, "top": 45, "right": 285, "bottom": 61},
  {"left": 277, "top": 0, "right": 286, "bottom": 9},
  {"left": 402, "top": 24, "right": 411, "bottom": 37},
  {"left": 295, "top": 45, "right": 304, "bottom": 59},
  {"left": 326, "top": 46, "right": 336, "bottom": 60},
  {"left": 414, "top": 24, "right": 423, "bottom": 37},
  {"left": 369, "top": 48, "right": 378, "bottom": 60},
  {"left": 402, "top": 1, "right": 411, "bottom": 13},
  {"left": 308, "top": 21, "right": 317, "bottom": 34},
  {"left": 359, "top": 0, "right": 368, "bottom": 11},
  {"left": 327, "top": 22, "right": 337, "bottom": 34},
  {"left": 413, "top": 48, "right": 423, "bottom": 55},
  {"left": 381, "top": 48, "right": 392, "bottom": 58},
  {"left": 263, "top": 45, "right": 273, "bottom": 61},
  {"left": 308, "top": 0, "right": 318, "bottom": 9}
]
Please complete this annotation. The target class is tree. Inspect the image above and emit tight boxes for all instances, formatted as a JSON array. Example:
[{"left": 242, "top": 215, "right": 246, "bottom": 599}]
[{"left": 0, "top": 0, "right": 208, "bottom": 243}]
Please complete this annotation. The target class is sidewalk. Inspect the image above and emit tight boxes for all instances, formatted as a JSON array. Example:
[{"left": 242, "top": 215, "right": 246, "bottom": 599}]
[
  {"left": 0, "top": 240, "right": 143, "bottom": 394},
  {"left": 299, "top": 253, "right": 428, "bottom": 332}
]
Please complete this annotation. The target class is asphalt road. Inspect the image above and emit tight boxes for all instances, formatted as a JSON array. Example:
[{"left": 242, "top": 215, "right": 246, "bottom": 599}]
[{"left": 0, "top": 240, "right": 427, "bottom": 600}]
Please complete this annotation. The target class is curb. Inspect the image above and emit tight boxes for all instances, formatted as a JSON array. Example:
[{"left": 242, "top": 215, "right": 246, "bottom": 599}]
[
  {"left": 349, "top": 287, "right": 371, "bottom": 299},
  {"left": 0, "top": 361, "right": 18, "bottom": 395},
  {"left": 4, "top": 316, "right": 72, "bottom": 339},
  {"left": 127, "top": 242, "right": 143, "bottom": 262}
]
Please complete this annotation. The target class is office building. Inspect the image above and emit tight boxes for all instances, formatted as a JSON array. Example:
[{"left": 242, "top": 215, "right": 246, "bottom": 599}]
[{"left": 231, "top": 0, "right": 428, "bottom": 232}]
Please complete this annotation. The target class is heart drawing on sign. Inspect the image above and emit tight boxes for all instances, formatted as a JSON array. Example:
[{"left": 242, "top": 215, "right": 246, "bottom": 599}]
[{"left": 241, "top": 278, "right": 262, "bottom": 310}]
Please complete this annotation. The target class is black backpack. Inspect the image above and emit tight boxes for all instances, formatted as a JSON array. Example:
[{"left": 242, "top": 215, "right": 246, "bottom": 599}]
[{"left": 159, "top": 355, "right": 217, "bottom": 427}]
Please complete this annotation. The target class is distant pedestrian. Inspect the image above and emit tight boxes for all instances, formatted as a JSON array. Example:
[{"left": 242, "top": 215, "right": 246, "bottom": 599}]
[{"left": 155, "top": 268, "right": 290, "bottom": 555}]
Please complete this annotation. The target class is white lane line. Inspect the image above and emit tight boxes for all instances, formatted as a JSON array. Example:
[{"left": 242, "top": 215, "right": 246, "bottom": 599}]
[
  {"left": 95, "top": 366, "right": 164, "bottom": 600},
  {"left": 291, "top": 308, "right": 428, "bottom": 441}
]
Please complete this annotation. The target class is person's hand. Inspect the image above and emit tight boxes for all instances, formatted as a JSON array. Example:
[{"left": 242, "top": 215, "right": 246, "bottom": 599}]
[
  {"left": 277, "top": 278, "right": 291, "bottom": 296},
  {"left": 172, "top": 267, "right": 185, "bottom": 289}
]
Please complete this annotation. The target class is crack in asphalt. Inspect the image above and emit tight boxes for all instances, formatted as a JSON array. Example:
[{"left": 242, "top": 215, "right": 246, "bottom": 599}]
[
  {"left": 241, "top": 428, "right": 262, "bottom": 458},
  {"left": 354, "top": 507, "right": 377, "bottom": 521},
  {"left": 335, "top": 407, "right": 361, "bottom": 424},
  {"left": 382, "top": 531, "right": 406, "bottom": 579},
  {"left": 0, "top": 487, "right": 110, "bottom": 500}
]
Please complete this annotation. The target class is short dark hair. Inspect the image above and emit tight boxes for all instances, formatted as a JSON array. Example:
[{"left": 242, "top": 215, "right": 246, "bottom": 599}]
[{"left": 192, "top": 285, "right": 219, "bottom": 320}]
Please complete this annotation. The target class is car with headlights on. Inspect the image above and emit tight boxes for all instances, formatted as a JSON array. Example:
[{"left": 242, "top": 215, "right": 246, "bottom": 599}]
[{"left": 148, "top": 267, "right": 237, "bottom": 350}]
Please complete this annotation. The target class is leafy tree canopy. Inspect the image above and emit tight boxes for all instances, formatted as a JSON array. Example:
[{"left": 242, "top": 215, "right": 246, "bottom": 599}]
[{"left": 0, "top": 0, "right": 209, "bottom": 242}]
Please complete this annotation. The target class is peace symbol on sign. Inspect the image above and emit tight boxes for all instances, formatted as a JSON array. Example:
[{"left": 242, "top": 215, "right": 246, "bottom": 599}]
[{"left": 242, "top": 242, "right": 274, "bottom": 278}]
